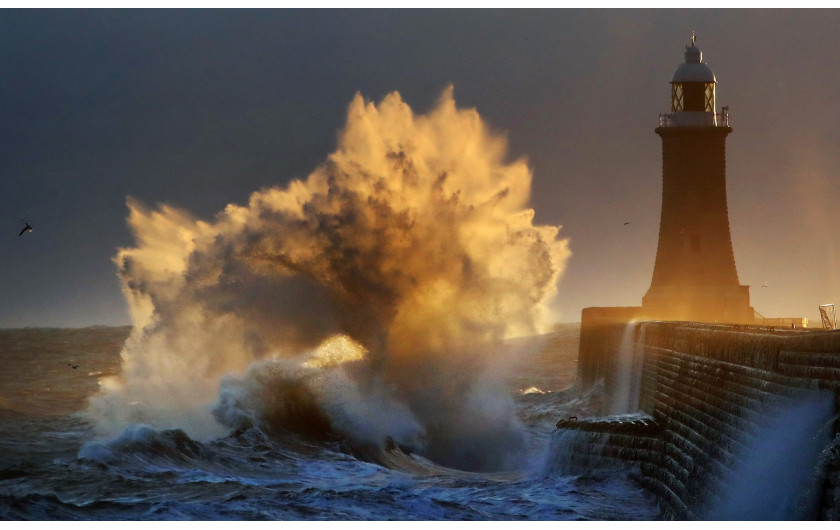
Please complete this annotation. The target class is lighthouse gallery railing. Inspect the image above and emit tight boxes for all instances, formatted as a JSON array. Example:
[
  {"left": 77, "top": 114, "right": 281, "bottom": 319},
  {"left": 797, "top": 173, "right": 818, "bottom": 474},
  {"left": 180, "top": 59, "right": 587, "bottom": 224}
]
[{"left": 658, "top": 110, "right": 731, "bottom": 128}]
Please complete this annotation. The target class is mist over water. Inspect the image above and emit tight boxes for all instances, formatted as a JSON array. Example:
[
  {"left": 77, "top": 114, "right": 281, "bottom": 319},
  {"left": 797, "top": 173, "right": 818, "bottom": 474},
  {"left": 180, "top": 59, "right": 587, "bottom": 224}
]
[
  {"left": 706, "top": 389, "right": 836, "bottom": 520},
  {"left": 86, "top": 88, "right": 570, "bottom": 471}
]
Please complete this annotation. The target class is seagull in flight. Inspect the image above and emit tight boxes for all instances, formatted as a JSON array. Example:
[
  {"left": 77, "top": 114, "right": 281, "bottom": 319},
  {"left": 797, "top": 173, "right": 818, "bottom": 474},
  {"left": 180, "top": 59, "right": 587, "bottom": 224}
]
[{"left": 18, "top": 221, "right": 33, "bottom": 237}]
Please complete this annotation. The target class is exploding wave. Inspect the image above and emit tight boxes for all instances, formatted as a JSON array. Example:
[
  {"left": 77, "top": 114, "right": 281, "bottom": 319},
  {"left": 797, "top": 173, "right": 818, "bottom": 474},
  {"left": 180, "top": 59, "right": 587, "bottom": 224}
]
[{"left": 87, "top": 87, "right": 570, "bottom": 472}]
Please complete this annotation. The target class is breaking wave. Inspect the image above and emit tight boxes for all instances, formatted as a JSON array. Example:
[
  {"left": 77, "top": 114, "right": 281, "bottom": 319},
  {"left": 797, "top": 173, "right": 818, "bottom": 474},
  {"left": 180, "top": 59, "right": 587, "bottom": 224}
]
[{"left": 85, "top": 87, "right": 570, "bottom": 472}]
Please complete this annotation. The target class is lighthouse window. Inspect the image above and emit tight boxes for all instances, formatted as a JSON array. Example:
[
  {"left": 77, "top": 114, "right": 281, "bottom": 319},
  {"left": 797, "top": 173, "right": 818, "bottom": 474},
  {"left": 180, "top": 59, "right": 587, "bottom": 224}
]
[
  {"left": 682, "top": 83, "right": 706, "bottom": 112},
  {"left": 671, "top": 83, "right": 715, "bottom": 112},
  {"left": 671, "top": 84, "right": 683, "bottom": 112},
  {"left": 704, "top": 84, "right": 715, "bottom": 112}
]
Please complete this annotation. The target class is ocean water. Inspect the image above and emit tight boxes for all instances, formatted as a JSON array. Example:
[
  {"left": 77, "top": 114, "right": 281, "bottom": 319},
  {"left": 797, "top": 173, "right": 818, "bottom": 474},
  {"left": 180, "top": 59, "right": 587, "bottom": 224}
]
[{"left": 0, "top": 324, "right": 659, "bottom": 521}]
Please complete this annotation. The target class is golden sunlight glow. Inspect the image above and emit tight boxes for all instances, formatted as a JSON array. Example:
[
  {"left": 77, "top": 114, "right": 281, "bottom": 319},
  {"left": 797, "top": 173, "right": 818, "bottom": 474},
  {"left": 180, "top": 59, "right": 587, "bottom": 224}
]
[{"left": 303, "top": 334, "right": 368, "bottom": 369}]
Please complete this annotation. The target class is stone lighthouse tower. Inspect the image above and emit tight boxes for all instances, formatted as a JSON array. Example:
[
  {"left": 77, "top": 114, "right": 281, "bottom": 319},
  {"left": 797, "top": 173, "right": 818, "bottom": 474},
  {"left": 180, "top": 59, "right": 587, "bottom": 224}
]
[{"left": 641, "top": 36, "right": 754, "bottom": 324}]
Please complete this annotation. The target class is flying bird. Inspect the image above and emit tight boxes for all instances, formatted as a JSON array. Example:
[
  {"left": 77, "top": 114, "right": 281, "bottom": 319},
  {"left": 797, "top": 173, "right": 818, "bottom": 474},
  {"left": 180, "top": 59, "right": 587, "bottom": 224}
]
[
  {"left": 68, "top": 363, "right": 78, "bottom": 370},
  {"left": 623, "top": 222, "right": 631, "bottom": 226},
  {"left": 18, "top": 221, "right": 33, "bottom": 237}
]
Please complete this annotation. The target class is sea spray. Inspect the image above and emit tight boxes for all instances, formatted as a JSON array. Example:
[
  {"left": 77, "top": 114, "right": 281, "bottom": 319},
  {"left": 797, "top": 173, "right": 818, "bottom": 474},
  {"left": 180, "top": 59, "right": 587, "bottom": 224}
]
[
  {"left": 608, "top": 322, "right": 645, "bottom": 415},
  {"left": 1, "top": 325, "right": 663, "bottom": 521},
  {"left": 212, "top": 344, "right": 426, "bottom": 451},
  {"left": 546, "top": 429, "right": 629, "bottom": 475},
  {"left": 706, "top": 389, "right": 836, "bottom": 520},
  {"left": 86, "top": 87, "right": 570, "bottom": 471}
]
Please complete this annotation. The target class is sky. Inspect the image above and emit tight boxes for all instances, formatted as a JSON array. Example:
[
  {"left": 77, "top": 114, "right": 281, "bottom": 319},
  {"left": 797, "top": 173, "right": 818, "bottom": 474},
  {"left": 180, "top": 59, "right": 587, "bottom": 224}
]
[{"left": 2, "top": 8, "right": 840, "bottom": 328}]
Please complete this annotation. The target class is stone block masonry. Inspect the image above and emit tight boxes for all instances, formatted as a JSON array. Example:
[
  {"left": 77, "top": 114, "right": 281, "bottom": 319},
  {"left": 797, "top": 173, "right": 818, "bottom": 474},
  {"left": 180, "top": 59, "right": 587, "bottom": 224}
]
[{"left": 566, "top": 321, "right": 840, "bottom": 520}]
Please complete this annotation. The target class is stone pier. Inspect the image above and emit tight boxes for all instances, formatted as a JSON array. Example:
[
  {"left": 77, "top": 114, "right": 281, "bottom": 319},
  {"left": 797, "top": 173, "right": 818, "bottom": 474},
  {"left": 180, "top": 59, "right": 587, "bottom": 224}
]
[{"left": 563, "top": 321, "right": 840, "bottom": 520}]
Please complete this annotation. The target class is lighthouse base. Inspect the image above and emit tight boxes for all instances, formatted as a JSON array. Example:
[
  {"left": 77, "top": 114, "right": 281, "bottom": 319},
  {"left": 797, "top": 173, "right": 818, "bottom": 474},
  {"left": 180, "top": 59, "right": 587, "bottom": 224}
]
[{"left": 641, "top": 284, "right": 754, "bottom": 325}]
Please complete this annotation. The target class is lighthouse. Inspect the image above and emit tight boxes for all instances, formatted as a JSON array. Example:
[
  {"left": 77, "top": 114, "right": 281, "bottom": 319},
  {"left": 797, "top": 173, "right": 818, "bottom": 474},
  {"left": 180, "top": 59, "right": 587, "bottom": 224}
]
[
  {"left": 641, "top": 36, "right": 754, "bottom": 324},
  {"left": 575, "top": 37, "right": 805, "bottom": 392}
]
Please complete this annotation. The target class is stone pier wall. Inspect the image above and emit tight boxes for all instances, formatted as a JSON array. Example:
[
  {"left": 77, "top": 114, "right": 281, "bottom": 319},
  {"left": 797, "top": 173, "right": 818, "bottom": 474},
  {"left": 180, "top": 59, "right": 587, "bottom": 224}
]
[
  {"left": 577, "top": 307, "right": 643, "bottom": 389},
  {"left": 569, "top": 320, "right": 840, "bottom": 520}
]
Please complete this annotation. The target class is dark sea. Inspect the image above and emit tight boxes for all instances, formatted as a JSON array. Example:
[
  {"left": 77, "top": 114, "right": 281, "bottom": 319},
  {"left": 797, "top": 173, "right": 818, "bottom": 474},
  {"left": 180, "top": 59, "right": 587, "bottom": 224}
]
[{"left": 0, "top": 324, "right": 658, "bottom": 521}]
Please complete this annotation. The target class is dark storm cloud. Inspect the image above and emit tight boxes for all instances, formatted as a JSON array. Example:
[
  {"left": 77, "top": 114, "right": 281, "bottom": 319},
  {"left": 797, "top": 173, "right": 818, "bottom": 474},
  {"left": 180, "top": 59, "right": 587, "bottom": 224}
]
[
  {"left": 2, "top": 9, "right": 840, "bottom": 327},
  {"left": 0, "top": 9, "right": 584, "bottom": 327}
]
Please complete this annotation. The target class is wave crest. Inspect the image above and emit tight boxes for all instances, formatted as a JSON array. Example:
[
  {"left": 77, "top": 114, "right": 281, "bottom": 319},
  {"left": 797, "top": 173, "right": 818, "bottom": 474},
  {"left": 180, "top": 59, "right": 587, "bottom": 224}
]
[{"left": 86, "top": 88, "right": 569, "bottom": 472}]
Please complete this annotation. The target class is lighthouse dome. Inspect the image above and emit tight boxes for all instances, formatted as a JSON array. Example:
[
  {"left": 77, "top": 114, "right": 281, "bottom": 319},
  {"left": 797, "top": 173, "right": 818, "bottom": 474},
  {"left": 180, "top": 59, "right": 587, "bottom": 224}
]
[{"left": 671, "top": 45, "right": 716, "bottom": 84}]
